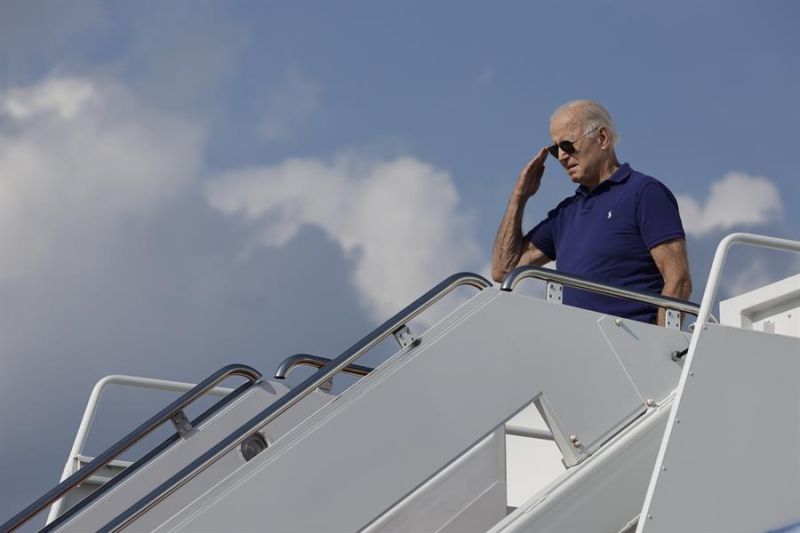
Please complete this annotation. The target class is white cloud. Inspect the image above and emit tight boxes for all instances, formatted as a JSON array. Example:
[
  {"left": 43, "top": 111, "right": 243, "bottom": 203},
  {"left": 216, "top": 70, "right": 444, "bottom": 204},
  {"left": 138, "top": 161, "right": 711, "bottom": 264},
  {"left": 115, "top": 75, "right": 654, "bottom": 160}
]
[
  {"left": 1, "top": 77, "right": 96, "bottom": 120},
  {"left": 0, "top": 73, "right": 383, "bottom": 515},
  {"left": 0, "top": 76, "right": 204, "bottom": 284},
  {"left": 259, "top": 68, "right": 320, "bottom": 142},
  {"left": 677, "top": 172, "right": 783, "bottom": 237},
  {"left": 206, "top": 154, "right": 483, "bottom": 320}
]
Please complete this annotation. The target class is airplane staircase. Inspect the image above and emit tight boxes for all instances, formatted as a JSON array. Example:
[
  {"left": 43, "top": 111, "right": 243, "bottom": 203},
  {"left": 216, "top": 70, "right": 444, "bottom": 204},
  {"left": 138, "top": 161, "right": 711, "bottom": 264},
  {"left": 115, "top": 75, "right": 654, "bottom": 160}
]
[{"left": 3, "top": 232, "right": 799, "bottom": 533}]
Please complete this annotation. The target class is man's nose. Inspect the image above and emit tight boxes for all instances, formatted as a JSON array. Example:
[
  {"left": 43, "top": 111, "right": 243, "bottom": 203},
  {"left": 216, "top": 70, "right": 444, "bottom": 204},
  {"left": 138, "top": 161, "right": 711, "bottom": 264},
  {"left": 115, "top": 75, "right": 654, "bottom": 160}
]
[{"left": 557, "top": 147, "right": 571, "bottom": 164}]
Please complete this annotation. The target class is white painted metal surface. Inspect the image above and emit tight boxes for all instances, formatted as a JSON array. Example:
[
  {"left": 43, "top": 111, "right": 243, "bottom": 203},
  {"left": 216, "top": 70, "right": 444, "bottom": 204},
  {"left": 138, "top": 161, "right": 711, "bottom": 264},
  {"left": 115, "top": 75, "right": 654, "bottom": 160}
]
[
  {"left": 596, "top": 316, "right": 687, "bottom": 404},
  {"left": 364, "top": 428, "right": 507, "bottom": 533},
  {"left": 492, "top": 400, "right": 672, "bottom": 533},
  {"left": 720, "top": 273, "right": 800, "bottom": 337},
  {"left": 136, "top": 290, "right": 686, "bottom": 533},
  {"left": 639, "top": 325, "right": 800, "bottom": 532},
  {"left": 639, "top": 232, "right": 800, "bottom": 533}
]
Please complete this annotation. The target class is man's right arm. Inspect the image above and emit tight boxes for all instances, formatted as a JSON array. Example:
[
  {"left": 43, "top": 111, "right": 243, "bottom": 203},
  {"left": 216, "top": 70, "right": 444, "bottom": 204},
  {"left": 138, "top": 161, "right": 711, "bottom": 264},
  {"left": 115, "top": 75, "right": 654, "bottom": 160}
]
[{"left": 491, "top": 147, "right": 552, "bottom": 282}]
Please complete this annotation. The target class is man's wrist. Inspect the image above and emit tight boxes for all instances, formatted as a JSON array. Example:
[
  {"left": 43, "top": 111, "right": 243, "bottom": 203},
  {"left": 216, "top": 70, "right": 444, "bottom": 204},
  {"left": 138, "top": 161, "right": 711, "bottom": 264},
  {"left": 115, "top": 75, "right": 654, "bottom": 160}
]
[{"left": 511, "top": 189, "right": 531, "bottom": 204}]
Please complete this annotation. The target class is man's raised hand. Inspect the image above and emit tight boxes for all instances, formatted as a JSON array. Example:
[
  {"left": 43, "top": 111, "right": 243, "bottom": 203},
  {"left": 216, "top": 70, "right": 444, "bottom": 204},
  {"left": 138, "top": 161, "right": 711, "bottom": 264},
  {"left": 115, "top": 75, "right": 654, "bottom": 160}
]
[{"left": 514, "top": 146, "right": 549, "bottom": 200}]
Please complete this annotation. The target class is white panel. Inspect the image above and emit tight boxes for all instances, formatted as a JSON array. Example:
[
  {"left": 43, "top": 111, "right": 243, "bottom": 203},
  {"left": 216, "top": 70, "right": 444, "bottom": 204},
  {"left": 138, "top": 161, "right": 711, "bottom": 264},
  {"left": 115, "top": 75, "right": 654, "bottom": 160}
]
[
  {"left": 149, "top": 291, "right": 683, "bottom": 533},
  {"left": 492, "top": 402, "right": 672, "bottom": 533},
  {"left": 640, "top": 325, "right": 800, "bottom": 533},
  {"left": 364, "top": 428, "right": 506, "bottom": 533},
  {"left": 720, "top": 273, "right": 800, "bottom": 337},
  {"left": 596, "top": 316, "right": 688, "bottom": 404}
]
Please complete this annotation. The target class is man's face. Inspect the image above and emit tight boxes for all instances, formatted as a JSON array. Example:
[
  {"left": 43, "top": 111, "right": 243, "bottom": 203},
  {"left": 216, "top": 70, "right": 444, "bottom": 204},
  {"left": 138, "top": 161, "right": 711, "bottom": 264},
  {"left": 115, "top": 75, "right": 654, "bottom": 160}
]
[{"left": 549, "top": 111, "right": 605, "bottom": 187}]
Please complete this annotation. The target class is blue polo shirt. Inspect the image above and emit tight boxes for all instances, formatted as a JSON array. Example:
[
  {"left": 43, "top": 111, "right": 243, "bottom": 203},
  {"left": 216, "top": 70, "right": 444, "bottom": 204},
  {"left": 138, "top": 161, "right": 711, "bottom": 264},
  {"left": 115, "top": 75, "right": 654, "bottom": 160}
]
[{"left": 525, "top": 163, "right": 685, "bottom": 323}]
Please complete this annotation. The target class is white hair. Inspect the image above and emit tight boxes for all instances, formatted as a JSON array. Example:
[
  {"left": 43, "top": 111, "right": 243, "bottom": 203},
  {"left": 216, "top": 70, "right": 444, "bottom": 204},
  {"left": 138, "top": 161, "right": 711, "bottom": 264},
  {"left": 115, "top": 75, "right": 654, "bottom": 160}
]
[{"left": 551, "top": 100, "right": 618, "bottom": 145}]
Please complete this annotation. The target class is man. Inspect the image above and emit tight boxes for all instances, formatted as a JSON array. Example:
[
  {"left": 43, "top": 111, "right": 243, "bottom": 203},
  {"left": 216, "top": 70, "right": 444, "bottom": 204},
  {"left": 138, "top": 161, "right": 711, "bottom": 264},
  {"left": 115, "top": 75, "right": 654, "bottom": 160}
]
[{"left": 491, "top": 100, "right": 692, "bottom": 325}]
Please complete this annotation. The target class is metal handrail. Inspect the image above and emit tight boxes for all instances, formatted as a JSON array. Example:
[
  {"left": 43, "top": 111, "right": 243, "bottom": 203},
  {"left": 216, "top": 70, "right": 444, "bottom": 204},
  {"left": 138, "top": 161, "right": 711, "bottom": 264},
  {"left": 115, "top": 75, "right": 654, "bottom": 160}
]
[
  {"left": 500, "top": 265, "right": 703, "bottom": 317},
  {"left": 692, "top": 232, "right": 800, "bottom": 331},
  {"left": 99, "top": 272, "right": 492, "bottom": 531},
  {"left": 41, "top": 380, "right": 255, "bottom": 533},
  {"left": 2, "top": 364, "right": 262, "bottom": 532},
  {"left": 274, "top": 354, "right": 374, "bottom": 380},
  {"left": 48, "top": 375, "right": 236, "bottom": 523}
]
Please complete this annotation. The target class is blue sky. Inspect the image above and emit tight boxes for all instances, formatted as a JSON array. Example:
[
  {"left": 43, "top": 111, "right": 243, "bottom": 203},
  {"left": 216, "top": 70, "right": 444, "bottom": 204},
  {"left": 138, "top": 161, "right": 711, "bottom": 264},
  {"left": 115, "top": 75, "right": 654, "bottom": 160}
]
[{"left": 1, "top": 0, "right": 798, "bottom": 524}]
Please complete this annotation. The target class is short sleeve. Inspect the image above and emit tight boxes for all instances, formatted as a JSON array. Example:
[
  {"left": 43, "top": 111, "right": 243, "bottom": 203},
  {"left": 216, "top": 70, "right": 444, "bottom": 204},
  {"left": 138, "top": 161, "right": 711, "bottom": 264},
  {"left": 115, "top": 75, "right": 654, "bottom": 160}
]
[
  {"left": 636, "top": 181, "right": 686, "bottom": 250},
  {"left": 525, "top": 209, "right": 558, "bottom": 261}
]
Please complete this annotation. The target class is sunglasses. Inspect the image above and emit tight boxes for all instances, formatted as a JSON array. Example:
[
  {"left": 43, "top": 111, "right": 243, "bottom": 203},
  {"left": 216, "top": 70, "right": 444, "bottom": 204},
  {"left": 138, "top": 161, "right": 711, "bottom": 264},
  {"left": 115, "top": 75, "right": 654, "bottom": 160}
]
[{"left": 548, "top": 126, "right": 600, "bottom": 158}]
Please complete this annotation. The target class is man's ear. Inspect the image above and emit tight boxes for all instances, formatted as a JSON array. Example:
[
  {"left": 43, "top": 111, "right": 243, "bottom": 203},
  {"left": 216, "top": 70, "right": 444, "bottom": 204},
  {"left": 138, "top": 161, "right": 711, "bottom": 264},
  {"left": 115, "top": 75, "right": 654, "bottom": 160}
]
[{"left": 599, "top": 127, "right": 611, "bottom": 150}]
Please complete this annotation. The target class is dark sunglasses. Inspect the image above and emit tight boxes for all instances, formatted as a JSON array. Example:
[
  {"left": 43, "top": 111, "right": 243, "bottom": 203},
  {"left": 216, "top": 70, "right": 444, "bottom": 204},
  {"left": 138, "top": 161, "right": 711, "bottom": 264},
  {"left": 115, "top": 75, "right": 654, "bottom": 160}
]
[{"left": 547, "top": 126, "right": 600, "bottom": 158}]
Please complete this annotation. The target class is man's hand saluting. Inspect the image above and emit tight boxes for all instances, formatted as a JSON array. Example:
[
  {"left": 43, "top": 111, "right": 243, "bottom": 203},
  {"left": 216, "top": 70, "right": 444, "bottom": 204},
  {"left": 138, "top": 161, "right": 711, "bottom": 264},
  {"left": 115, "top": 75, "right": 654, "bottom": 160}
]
[{"left": 513, "top": 146, "right": 549, "bottom": 200}]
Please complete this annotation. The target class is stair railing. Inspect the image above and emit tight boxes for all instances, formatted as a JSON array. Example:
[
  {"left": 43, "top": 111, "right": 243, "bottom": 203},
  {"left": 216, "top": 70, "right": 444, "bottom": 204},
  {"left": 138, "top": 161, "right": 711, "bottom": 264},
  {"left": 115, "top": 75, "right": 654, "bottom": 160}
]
[
  {"left": 501, "top": 265, "right": 704, "bottom": 329},
  {"left": 1, "top": 364, "right": 261, "bottom": 533},
  {"left": 691, "top": 232, "right": 800, "bottom": 331},
  {"left": 48, "top": 375, "right": 236, "bottom": 523},
  {"left": 99, "top": 272, "right": 491, "bottom": 532},
  {"left": 274, "top": 353, "right": 374, "bottom": 381}
]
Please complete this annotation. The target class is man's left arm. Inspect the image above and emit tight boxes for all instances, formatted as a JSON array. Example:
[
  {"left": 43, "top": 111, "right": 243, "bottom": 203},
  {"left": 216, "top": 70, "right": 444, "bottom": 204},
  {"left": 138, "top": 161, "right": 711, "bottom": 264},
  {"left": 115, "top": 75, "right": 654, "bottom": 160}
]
[{"left": 650, "top": 238, "right": 693, "bottom": 326}]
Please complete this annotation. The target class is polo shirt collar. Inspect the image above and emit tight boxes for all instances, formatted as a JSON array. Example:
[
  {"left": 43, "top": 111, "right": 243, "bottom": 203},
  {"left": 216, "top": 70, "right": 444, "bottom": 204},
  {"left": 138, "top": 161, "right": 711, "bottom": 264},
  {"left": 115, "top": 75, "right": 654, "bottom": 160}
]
[{"left": 575, "top": 162, "right": 632, "bottom": 196}]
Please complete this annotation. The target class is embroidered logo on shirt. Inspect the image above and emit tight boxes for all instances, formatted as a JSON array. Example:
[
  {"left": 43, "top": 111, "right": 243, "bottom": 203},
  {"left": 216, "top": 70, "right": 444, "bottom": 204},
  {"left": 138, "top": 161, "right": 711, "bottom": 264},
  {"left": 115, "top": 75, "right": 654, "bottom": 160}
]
[{"left": 607, "top": 210, "right": 613, "bottom": 220}]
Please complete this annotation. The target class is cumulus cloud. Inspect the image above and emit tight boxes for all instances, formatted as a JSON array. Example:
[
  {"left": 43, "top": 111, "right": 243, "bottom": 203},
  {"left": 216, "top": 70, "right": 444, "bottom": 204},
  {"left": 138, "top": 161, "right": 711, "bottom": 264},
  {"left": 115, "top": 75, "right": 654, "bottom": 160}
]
[
  {"left": 206, "top": 154, "right": 483, "bottom": 320},
  {"left": 677, "top": 172, "right": 783, "bottom": 237},
  {"left": 0, "top": 76, "right": 204, "bottom": 284},
  {"left": 1, "top": 77, "right": 96, "bottom": 120},
  {"left": 0, "top": 74, "right": 380, "bottom": 519},
  {"left": 259, "top": 68, "right": 320, "bottom": 142}
]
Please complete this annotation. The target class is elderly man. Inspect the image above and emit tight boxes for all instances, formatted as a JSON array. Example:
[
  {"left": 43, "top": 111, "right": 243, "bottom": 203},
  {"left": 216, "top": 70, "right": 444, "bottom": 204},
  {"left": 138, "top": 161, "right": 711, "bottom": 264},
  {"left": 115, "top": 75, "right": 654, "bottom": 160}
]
[{"left": 491, "top": 100, "right": 692, "bottom": 325}]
